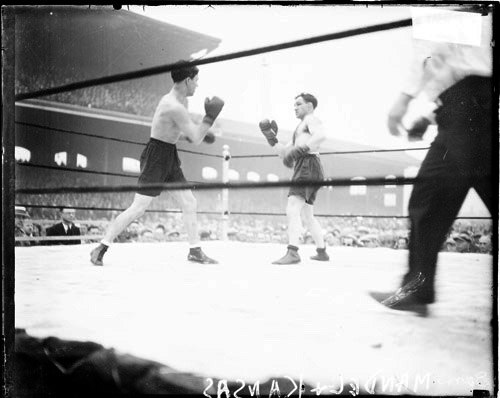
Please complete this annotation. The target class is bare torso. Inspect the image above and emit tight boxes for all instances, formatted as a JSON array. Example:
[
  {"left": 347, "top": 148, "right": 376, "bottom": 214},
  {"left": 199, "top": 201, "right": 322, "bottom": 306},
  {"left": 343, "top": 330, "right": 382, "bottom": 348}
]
[
  {"left": 293, "top": 116, "right": 320, "bottom": 154},
  {"left": 150, "top": 92, "right": 188, "bottom": 144}
]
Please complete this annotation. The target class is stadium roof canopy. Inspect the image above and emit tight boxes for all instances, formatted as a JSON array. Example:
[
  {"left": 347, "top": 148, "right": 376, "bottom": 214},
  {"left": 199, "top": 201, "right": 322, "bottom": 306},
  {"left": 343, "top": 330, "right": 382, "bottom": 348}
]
[{"left": 15, "top": 5, "right": 221, "bottom": 90}]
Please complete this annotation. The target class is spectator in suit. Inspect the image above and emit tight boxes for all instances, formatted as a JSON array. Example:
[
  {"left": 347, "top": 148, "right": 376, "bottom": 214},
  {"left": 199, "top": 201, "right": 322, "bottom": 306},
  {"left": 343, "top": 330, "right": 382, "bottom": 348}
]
[{"left": 45, "top": 207, "right": 81, "bottom": 245}]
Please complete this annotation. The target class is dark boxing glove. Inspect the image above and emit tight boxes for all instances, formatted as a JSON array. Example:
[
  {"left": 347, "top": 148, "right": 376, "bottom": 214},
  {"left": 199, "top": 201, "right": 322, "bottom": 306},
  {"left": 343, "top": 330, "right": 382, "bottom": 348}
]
[
  {"left": 203, "top": 131, "right": 216, "bottom": 144},
  {"left": 283, "top": 156, "right": 294, "bottom": 169},
  {"left": 259, "top": 119, "right": 278, "bottom": 146},
  {"left": 283, "top": 145, "right": 309, "bottom": 168},
  {"left": 407, "top": 117, "right": 431, "bottom": 141},
  {"left": 202, "top": 96, "right": 225, "bottom": 126}
]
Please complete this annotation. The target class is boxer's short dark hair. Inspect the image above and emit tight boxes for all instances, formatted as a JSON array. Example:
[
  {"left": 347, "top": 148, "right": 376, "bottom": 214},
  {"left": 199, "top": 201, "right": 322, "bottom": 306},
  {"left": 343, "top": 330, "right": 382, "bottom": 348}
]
[
  {"left": 295, "top": 93, "right": 318, "bottom": 109},
  {"left": 171, "top": 61, "right": 199, "bottom": 83}
]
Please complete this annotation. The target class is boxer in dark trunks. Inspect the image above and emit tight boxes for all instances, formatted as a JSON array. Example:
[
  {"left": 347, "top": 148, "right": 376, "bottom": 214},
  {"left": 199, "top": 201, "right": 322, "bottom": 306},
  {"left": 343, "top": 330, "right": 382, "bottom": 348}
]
[
  {"left": 259, "top": 93, "right": 329, "bottom": 264},
  {"left": 91, "top": 62, "right": 224, "bottom": 266}
]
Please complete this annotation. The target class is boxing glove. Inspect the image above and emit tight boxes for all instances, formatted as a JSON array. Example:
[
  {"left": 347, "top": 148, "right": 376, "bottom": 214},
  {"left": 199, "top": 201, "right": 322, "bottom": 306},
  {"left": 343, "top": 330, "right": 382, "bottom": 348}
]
[
  {"left": 203, "top": 96, "right": 225, "bottom": 126},
  {"left": 259, "top": 119, "right": 278, "bottom": 146},
  {"left": 407, "top": 117, "right": 431, "bottom": 141},
  {"left": 203, "top": 131, "right": 216, "bottom": 144}
]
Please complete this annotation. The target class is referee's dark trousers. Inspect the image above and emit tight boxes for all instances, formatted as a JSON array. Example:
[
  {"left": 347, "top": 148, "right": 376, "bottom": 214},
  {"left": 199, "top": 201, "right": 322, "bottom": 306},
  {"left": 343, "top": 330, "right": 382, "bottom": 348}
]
[{"left": 404, "top": 76, "right": 493, "bottom": 302}]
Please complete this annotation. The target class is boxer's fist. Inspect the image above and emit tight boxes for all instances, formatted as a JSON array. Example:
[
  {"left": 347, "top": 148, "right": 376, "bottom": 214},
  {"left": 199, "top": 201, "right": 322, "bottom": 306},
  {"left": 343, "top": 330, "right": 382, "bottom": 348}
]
[
  {"left": 203, "top": 131, "right": 216, "bottom": 144},
  {"left": 407, "top": 117, "right": 431, "bottom": 141},
  {"left": 387, "top": 93, "right": 412, "bottom": 136},
  {"left": 283, "top": 156, "right": 294, "bottom": 168},
  {"left": 259, "top": 119, "right": 278, "bottom": 146},
  {"left": 283, "top": 145, "right": 309, "bottom": 167},
  {"left": 203, "top": 96, "right": 225, "bottom": 126}
]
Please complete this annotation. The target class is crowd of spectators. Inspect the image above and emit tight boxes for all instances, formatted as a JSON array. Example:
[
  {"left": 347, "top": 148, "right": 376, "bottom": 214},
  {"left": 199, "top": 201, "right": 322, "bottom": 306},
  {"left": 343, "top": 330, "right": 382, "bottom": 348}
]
[
  {"left": 14, "top": 202, "right": 493, "bottom": 254},
  {"left": 16, "top": 72, "right": 164, "bottom": 117}
]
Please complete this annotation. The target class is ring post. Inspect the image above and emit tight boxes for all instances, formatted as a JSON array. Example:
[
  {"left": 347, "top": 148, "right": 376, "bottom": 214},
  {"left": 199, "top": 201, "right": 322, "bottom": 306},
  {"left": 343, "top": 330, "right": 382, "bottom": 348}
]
[{"left": 221, "top": 145, "right": 231, "bottom": 241}]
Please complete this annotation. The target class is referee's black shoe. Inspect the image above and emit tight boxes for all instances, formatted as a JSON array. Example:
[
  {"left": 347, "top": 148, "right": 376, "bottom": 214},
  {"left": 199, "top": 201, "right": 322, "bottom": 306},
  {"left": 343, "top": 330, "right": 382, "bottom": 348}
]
[{"left": 369, "top": 273, "right": 432, "bottom": 316}]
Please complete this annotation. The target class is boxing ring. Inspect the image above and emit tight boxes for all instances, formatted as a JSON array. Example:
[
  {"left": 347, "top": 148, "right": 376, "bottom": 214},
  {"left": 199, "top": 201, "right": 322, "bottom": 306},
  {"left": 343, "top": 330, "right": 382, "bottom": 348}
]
[
  {"left": 5, "top": 5, "right": 497, "bottom": 397},
  {"left": 14, "top": 242, "right": 493, "bottom": 395}
]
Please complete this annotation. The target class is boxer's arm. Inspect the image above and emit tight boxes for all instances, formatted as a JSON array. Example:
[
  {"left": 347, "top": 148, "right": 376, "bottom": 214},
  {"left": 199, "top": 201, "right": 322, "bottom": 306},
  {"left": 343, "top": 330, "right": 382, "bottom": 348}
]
[
  {"left": 170, "top": 104, "right": 211, "bottom": 145},
  {"left": 273, "top": 141, "right": 292, "bottom": 158},
  {"left": 179, "top": 129, "right": 216, "bottom": 144},
  {"left": 388, "top": 40, "right": 433, "bottom": 137},
  {"left": 387, "top": 93, "right": 413, "bottom": 136},
  {"left": 303, "top": 115, "right": 326, "bottom": 151}
]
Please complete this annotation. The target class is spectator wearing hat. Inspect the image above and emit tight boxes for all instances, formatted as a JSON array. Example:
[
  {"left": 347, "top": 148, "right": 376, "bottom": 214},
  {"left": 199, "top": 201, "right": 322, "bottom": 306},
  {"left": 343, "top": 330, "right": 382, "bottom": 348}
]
[
  {"left": 15, "top": 208, "right": 28, "bottom": 246},
  {"left": 45, "top": 207, "right": 81, "bottom": 245},
  {"left": 139, "top": 228, "right": 155, "bottom": 242},
  {"left": 167, "top": 231, "right": 181, "bottom": 241},
  {"left": 15, "top": 206, "right": 29, "bottom": 219},
  {"left": 395, "top": 236, "right": 409, "bottom": 250},
  {"left": 15, "top": 207, "right": 35, "bottom": 247},
  {"left": 453, "top": 233, "right": 472, "bottom": 253},
  {"left": 444, "top": 237, "right": 457, "bottom": 252},
  {"left": 360, "top": 235, "right": 380, "bottom": 248},
  {"left": 153, "top": 224, "right": 167, "bottom": 242}
]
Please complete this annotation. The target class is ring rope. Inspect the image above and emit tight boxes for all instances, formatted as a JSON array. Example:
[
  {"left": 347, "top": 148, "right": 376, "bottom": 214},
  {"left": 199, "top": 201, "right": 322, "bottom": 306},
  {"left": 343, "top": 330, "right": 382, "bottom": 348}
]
[
  {"left": 320, "top": 147, "right": 430, "bottom": 155},
  {"left": 16, "top": 163, "right": 206, "bottom": 184},
  {"left": 17, "top": 162, "right": 140, "bottom": 179},
  {"left": 15, "top": 204, "right": 491, "bottom": 221},
  {"left": 230, "top": 146, "right": 431, "bottom": 159},
  {"left": 14, "top": 203, "right": 218, "bottom": 215},
  {"left": 15, "top": 175, "right": 491, "bottom": 196},
  {"left": 16, "top": 119, "right": 429, "bottom": 158},
  {"left": 15, "top": 18, "right": 412, "bottom": 101},
  {"left": 15, "top": 235, "right": 103, "bottom": 243},
  {"left": 15, "top": 121, "right": 146, "bottom": 146},
  {"left": 227, "top": 211, "right": 491, "bottom": 220},
  {"left": 15, "top": 121, "right": 222, "bottom": 158}
]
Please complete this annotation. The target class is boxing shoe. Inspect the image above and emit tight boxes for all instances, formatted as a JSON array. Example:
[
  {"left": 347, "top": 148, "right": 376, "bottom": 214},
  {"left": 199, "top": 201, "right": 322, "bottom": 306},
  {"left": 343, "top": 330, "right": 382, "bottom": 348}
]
[
  {"left": 310, "top": 247, "right": 329, "bottom": 261},
  {"left": 272, "top": 245, "right": 301, "bottom": 265},
  {"left": 188, "top": 247, "right": 218, "bottom": 264},
  {"left": 90, "top": 243, "right": 108, "bottom": 266}
]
